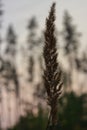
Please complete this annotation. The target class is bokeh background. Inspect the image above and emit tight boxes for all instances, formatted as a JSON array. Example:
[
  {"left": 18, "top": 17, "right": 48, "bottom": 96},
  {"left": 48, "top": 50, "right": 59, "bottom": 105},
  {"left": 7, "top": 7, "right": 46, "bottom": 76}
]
[{"left": 0, "top": 0, "right": 87, "bottom": 130}]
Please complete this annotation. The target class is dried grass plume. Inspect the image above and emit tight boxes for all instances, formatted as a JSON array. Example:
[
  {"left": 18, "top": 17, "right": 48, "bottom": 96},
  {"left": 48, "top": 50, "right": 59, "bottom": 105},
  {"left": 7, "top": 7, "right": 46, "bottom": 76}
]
[{"left": 43, "top": 2, "right": 63, "bottom": 128}]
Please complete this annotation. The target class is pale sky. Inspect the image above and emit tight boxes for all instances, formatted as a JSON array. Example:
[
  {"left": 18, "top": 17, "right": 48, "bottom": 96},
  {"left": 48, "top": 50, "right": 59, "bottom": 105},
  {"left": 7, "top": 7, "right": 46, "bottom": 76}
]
[{"left": 2, "top": 0, "right": 87, "bottom": 48}]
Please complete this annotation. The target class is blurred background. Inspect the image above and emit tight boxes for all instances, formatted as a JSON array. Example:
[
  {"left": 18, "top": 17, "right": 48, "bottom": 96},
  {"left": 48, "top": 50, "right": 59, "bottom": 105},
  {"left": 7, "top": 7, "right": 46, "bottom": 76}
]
[{"left": 0, "top": 0, "right": 87, "bottom": 130}]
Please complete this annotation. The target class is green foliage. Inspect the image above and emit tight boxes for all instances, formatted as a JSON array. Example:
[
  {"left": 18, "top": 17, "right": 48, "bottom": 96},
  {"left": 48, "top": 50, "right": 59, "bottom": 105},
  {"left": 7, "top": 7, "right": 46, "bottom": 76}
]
[
  {"left": 58, "top": 92, "right": 86, "bottom": 130},
  {"left": 8, "top": 92, "right": 87, "bottom": 130},
  {"left": 8, "top": 108, "right": 48, "bottom": 130}
]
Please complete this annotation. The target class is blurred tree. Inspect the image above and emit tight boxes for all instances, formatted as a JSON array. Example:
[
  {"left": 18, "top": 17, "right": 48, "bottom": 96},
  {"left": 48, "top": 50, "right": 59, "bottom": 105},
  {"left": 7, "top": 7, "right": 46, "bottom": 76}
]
[
  {"left": 62, "top": 11, "right": 81, "bottom": 91},
  {"left": 26, "top": 17, "right": 38, "bottom": 83},
  {"left": 62, "top": 11, "right": 81, "bottom": 55},
  {"left": 6, "top": 24, "right": 17, "bottom": 62},
  {"left": 27, "top": 16, "right": 38, "bottom": 50},
  {"left": 26, "top": 16, "right": 43, "bottom": 94},
  {"left": 75, "top": 51, "right": 87, "bottom": 73},
  {"left": 27, "top": 55, "right": 34, "bottom": 82},
  {"left": 5, "top": 24, "right": 19, "bottom": 95},
  {"left": 5, "top": 24, "right": 20, "bottom": 125}
]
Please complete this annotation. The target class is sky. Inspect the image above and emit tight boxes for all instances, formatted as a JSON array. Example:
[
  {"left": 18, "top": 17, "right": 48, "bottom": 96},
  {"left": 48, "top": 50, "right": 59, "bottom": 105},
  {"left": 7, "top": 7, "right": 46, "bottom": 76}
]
[{"left": 2, "top": 0, "right": 87, "bottom": 49}]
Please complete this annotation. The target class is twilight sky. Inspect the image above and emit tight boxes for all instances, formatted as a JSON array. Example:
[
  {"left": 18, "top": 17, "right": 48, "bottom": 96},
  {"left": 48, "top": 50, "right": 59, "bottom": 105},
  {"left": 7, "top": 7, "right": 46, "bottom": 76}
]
[{"left": 2, "top": 0, "right": 87, "bottom": 48}]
